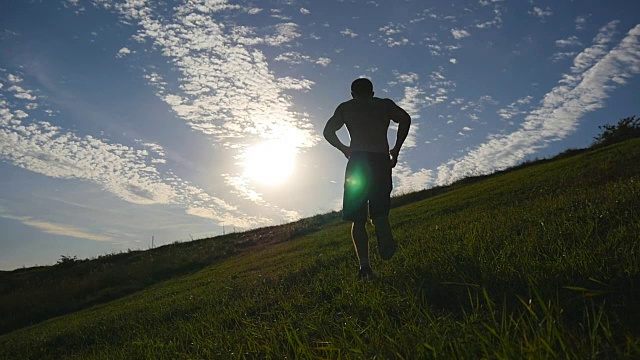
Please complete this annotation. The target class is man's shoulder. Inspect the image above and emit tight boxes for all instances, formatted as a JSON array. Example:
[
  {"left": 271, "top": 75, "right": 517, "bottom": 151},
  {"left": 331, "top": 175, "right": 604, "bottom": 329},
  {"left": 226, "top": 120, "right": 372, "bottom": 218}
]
[
  {"left": 375, "top": 97, "right": 397, "bottom": 105},
  {"left": 341, "top": 97, "right": 395, "bottom": 107}
]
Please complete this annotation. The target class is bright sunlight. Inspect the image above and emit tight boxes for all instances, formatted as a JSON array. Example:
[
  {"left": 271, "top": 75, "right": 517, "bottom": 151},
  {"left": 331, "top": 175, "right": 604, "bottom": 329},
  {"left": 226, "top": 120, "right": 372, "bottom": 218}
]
[{"left": 242, "top": 140, "right": 297, "bottom": 185}]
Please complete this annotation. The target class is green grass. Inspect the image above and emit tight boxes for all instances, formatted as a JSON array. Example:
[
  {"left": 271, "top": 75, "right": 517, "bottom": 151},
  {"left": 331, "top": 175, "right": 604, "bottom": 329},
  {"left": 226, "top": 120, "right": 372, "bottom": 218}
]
[
  {"left": 1, "top": 139, "right": 640, "bottom": 359},
  {"left": 0, "top": 212, "right": 341, "bottom": 335}
]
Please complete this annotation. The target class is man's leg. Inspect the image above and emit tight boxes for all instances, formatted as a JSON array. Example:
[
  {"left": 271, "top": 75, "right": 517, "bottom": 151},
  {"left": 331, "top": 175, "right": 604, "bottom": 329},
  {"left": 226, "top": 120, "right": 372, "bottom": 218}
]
[
  {"left": 372, "top": 215, "right": 396, "bottom": 260},
  {"left": 351, "top": 221, "right": 370, "bottom": 270}
]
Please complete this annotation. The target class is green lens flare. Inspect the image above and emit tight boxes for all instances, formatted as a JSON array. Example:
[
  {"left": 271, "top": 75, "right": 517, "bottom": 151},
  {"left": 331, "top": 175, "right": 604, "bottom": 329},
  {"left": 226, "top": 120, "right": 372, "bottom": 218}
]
[{"left": 345, "top": 163, "right": 368, "bottom": 203}]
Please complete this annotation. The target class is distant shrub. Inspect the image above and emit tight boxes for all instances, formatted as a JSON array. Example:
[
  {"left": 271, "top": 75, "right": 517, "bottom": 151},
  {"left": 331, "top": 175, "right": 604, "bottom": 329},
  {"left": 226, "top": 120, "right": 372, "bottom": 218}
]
[
  {"left": 593, "top": 115, "right": 640, "bottom": 147},
  {"left": 56, "top": 255, "right": 78, "bottom": 266}
]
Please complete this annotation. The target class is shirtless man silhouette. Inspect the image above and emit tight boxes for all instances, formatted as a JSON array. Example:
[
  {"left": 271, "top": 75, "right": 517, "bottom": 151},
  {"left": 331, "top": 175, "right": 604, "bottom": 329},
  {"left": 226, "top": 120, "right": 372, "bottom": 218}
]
[{"left": 323, "top": 78, "right": 411, "bottom": 279}]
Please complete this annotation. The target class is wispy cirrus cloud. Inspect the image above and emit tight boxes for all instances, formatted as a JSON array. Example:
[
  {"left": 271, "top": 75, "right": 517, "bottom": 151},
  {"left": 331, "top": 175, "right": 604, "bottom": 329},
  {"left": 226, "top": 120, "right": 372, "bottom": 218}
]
[
  {"left": 435, "top": 22, "right": 640, "bottom": 185},
  {"left": 0, "top": 213, "right": 111, "bottom": 241}
]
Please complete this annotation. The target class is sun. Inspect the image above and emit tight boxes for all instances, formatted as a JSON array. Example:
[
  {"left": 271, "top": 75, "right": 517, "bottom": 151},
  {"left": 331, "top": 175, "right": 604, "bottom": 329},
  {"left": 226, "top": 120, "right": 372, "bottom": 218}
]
[{"left": 242, "top": 140, "right": 297, "bottom": 185}]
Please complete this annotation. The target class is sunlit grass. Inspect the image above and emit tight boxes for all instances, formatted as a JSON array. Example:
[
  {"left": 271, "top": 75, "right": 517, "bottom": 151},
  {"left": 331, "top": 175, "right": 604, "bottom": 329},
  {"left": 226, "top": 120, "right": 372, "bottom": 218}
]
[{"left": 1, "top": 139, "right": 639, "bottom": 359}]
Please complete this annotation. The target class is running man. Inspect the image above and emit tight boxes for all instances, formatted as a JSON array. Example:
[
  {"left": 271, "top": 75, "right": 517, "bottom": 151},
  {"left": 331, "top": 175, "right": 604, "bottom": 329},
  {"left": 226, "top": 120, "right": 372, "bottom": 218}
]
[{"left": 323, "top": 78, "right": 411, "bottom": 279}]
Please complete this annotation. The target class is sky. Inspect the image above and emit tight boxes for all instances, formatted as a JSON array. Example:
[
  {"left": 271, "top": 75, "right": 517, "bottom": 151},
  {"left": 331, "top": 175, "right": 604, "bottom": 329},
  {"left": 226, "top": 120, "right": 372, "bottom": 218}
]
[{"left": 1, "top": 0, "right": 639, "bottom": 270}]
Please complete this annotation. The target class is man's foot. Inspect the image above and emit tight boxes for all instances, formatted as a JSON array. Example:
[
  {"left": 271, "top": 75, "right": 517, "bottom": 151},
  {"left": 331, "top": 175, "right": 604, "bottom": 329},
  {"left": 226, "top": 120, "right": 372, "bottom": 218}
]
[
  {"left": 378, "top": 235, "right": 397, "bottom": 260},
  {"left": 358, "top": 265, "right": 375, "bottom": 280}
]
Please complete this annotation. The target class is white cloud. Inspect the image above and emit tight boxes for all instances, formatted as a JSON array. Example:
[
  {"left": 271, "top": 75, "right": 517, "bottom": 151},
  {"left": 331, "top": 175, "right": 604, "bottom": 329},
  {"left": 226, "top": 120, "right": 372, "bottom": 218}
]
[
  {"left": 6, "top": 84, "right": 36, "bottom": 101},
  {"left": 219, "top": 173, "right": 301, "bottom": 221},
  {"left": 376, "top": 23, "right": 411, "bottom": 47},
  {"left": 436, "top": 23, "right": 640, "bottom": 185},
  {"left": 280, "top": 208, "right": 301, "bottom": 222},
  {"left": 274, "top": 51, "right": 309, "bottom": 64},
  {"left": 0, "top": 213, "right": 111, "bottom": 241},
  {"left": 393, "top": 72, "right": 419, "bottom": 85},
  {"left": 392, "top": 162, "right": 433, "bottom": 195},
  {"left": 186, "top": 206, "right": 260, "bottom": 227},
  {"left": 116, "top": 46, "right": 133, "bottom": 58},
  {"left": 274, "top": 51, "right": 332, "bottom": 67},
  {"left": 422, "top": 36, "right": 462, "bottom": 58},
  {"left": 460, "top": 95, "right": 498, "bottom": 113},
  {"left": 451, "top": 28, "right": 470, "bottom": 39},
  {"left": 474, "top": 0, "right": 504, "bottom": 29},
  {"left": 222, "top": 174, "right": 265, "bottom": 204},
  {"left": 265, "top": 23, "right": 301, "bottom": 46},
  {"left": 449, "top": 58, "right": 457, "bottom": 64},
  {"left": 316, "top": 57, "right": 331, "bottom": 67},
  {"left": 7, "top": 74, "right": 22, "bottom": 83},
  {"left": 555, "top": 36, "right": 583, "bottom": 48},
  {"left": 340, "top": 28, "right": 358, "bottom": 38},
  {"left": 420, "top": 70, "right": 456, "bottom": 107},
  {"left": 140, "top": 141, "right": 165, "bottom": 157},
  {"left": 551, "top": 51, "right": 578, "bottom": 62},
  {"left": 388, "top": 70, "right": 454, "bottom": 192},
  {"left": 497, "top": 95, "right": 533, "bottom": 120},
  {"left": 300, "top": 8, "right": 310, "bottom": 15},
  {"left": 571, "top": 21, "right": 619, "bottom": 74},
  {"left": 270, "top": 8, "right": 292, "bottom": 21},
  {"left": 14, "top": 109, "right": 28, "bottom": 118},
  {"left": 278, "top": 76, "right": 315, "bottom": 90},
  {"left": 575, "top": 16, "right": 587, "bottom": 30},
  {"left": 397, "top": 86, "right": 425, "bottom": 120},
  {"left": 451, "top": 98, "right": 464, "bottom": 106},
  {"left": 529, "top": 7, "right": 552, "bottom": 20},
  {"left": 63, "top": 0, "right": 85, "bottom": 13}
]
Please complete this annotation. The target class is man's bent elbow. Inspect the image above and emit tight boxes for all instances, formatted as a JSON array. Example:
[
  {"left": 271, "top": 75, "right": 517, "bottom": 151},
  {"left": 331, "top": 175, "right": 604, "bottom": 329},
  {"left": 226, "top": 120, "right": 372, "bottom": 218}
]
[
  {"left": 322, "top": 127, "right": 333, "bottom": 142},
  {"left": 400, "top": 115, "right": 412, "bottom": 127}
]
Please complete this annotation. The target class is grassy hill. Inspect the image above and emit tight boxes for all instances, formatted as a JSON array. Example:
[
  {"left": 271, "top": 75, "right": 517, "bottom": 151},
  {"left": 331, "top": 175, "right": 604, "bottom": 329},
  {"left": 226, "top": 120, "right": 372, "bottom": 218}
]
[{"left": 1, "top": 138, "right": 639, "bottom": 359}]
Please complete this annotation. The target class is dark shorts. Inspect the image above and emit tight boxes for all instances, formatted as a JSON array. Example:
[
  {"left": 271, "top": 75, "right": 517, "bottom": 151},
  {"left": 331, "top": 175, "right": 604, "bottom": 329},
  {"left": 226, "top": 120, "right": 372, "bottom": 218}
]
[{"left": 342, "top": 151, "right": 393, "bottom": 222}]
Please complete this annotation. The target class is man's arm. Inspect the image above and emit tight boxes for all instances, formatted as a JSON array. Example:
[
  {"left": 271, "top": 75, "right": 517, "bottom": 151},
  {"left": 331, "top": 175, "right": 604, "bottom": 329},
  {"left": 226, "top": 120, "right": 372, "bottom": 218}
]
[
  {"left": 323, "top": 106, "right": 351, "bottom": 159},
  {"left": 389, "top": 105, "right": 411, "bottom": 168}
]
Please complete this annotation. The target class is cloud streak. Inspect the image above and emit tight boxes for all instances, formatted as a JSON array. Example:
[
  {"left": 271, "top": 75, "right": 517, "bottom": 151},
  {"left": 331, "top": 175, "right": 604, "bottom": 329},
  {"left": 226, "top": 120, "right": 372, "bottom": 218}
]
[
  {"left": 0, "top": 214, "right": 111, "bottom": 241},
  {"left": 435, "top": 22, "right": 640, "bottom": 185}
]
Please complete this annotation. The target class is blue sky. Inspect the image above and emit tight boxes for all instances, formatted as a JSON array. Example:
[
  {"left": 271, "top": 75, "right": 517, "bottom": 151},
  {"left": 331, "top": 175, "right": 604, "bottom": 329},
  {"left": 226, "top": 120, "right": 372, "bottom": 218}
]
[{"left": 1, "top": 0, "right": 639, "bottom": 270}]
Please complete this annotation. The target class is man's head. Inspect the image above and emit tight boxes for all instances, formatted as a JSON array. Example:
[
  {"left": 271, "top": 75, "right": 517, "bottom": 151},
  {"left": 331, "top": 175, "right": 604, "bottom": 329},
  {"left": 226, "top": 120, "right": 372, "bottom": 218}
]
[{"left": 351, "top": 78, "right": 374, "bottom": 98}]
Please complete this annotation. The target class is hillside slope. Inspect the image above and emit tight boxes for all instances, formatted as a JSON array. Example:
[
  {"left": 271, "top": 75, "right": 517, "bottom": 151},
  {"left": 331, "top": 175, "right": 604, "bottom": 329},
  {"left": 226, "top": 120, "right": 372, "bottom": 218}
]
[{"left": 1, "top": 139, "right": 639, "bottom": 359}]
